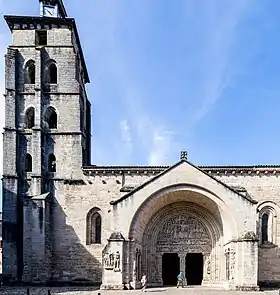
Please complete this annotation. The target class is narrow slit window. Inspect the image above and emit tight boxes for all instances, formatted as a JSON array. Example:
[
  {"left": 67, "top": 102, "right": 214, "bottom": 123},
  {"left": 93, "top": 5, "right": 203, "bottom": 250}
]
[
  {"left": 95, "top": 214, "right": 101, "bottom": 244},
  {"left": 262, "top": 213, "right": 269, "bottom": 244},
  {"left": 49, "top": 63, "right": 57, "bottom": 84},
  {"left": 25, "top": 153, "right": 32, "bottom": 172}
]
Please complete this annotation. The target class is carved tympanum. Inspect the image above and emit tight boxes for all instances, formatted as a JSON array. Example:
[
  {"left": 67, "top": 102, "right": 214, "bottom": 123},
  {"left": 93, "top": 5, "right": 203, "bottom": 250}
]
[{"left": 156, "top": 215, "right": 211, "bottom": 252}]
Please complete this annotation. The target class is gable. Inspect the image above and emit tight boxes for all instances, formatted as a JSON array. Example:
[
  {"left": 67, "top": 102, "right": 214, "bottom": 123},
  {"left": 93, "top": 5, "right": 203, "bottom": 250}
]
[{"left": 110, "top": 159, "right": 257, "bottom": 205}]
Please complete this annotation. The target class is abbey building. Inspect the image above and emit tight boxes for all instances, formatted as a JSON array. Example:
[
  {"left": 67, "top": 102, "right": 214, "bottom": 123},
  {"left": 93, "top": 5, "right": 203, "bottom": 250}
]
[{"left": 2, "top": 0, "right": 280, "bottom": 291}]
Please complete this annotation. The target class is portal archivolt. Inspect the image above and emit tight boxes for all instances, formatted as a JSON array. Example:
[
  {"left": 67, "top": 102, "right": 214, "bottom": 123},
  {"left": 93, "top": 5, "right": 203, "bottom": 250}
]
[{"left": 141, "top": 202, "right": 223, "bottom": 286}]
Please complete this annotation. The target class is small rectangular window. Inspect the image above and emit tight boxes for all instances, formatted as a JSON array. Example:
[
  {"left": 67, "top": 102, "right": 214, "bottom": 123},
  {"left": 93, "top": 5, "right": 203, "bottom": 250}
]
[{"left": 36, "top": 30, "right": 47, "bottom": 46}]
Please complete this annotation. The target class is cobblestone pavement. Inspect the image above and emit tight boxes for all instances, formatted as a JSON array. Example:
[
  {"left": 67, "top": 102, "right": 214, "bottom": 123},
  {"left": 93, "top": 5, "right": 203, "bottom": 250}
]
[{"left": 0, "top": 287, "right": 279, "bottom": 295}]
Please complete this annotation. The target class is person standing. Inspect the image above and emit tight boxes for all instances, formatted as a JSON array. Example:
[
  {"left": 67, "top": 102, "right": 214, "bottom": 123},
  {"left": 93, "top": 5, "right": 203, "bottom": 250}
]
[
  {"left": 141, "top": 274, "right": 147, "bottom": 292},
  {"left": 177, "top": 271, "right": 184, "bottom": 288}
]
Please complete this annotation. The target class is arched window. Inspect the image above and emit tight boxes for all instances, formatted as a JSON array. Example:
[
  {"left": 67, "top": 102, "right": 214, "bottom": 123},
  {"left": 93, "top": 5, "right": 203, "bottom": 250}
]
[
  {"left": 25, "top": 107, "right": 35, "bottom": 129},
  {"left": 48, "top": 153, "right": 56, "bottom": 172},
  {"left": 44, "top": 106, "right": 57, "bottom": 129},
  {"left": 24, "top": 60, "right": 35, "bottom": 84},
  {"left": 86, "top": 208, "right": 102, "bottom": 245},
  {"left": 261, "top": 213, "right": 269, "bottom": 244},
  {"left": 48, "top": 63, "right": 57, "bottom": 84},
  {"left": 258, "top": 202, "right": 279, "bottom": 245},
  {"left": 25, "top": 153, "right": 32, "bottom": 172}
]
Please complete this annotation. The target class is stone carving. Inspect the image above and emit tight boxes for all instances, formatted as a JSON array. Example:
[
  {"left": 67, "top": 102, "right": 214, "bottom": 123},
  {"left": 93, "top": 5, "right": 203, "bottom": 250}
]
[
  {"left": 205, "top": 255, "right": 211, "bottom": 274},
  {"left": 114, "top": 251, "right": 121, "bottom": 271},
  {"left": 156, "top": 215, "right": 211, "bottom": 252},
  {"left": 103, "top": 253, "right": 110, "bottom": 268},
  {"left": 103, "top": 250, "right": 115, "bottom": 269},
  {"left": 225, "top": 248, "right": 230, "bottom": 281},
  {"left": 230, "top": 249, "right": 236, "bottom": 280},
  {"left": 180, "top": 150, "right": 188, "bottom": 160},
  {"left": 109, "top": 251, "right": 114, "bottom": 267},
  {"left": 132, "top": 260, "right": 136, "bottom": 280}
]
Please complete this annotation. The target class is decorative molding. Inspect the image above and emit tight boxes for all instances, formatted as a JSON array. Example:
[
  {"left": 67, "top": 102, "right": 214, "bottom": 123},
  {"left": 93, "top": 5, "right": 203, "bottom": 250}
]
[
  {"left": 4, "top": 15, "right": 89, "bottom": 83},
  {"left": 83, "top": 164, "right": 280, "bottom": 177}
]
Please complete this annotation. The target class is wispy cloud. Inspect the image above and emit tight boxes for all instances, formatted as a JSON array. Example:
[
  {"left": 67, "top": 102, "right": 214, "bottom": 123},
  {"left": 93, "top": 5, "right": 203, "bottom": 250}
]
[
  {"left": 148, "top": 129, "right": 174, "bottom": 166},
  {"left": 119, "top": 119, "right": 133, "bottom": 160},
  {"left": 182, "top": 0, "right": 255, "bottom": 125},
  {"left": 87, "top": 0, "right": 257, "bottom": 165},
  {"left": 88, "top": 0, "right": 178, "bottom": 165}
]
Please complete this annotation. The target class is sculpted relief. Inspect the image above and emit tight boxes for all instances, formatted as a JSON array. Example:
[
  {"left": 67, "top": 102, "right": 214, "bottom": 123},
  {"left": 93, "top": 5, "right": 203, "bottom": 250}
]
[{"left": 156, "top": 215, "right": 211, "bottom": 253}]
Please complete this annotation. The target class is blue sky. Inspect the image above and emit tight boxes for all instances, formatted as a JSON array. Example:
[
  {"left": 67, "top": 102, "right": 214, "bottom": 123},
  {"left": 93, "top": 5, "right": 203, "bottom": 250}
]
[{"left": 1, "top": 0, "right": 280, "bottom": 178}]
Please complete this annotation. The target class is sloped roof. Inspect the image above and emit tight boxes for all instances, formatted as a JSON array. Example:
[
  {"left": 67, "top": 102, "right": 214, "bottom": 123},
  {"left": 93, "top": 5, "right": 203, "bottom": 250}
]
[{"left": 110, "top": 159, "right": 258, "bottom": 205}]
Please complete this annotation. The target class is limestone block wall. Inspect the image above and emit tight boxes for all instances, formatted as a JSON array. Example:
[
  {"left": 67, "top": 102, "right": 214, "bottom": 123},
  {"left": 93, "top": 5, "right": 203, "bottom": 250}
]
[
  {"left": 45, "top": 166, "right": 280, "bottom": 286},
  {"left": 216, "top": 173, "right": 280, "bottom": 285},
  {"left": 50, "top": 169, "right": 158, "bottom": 283}
]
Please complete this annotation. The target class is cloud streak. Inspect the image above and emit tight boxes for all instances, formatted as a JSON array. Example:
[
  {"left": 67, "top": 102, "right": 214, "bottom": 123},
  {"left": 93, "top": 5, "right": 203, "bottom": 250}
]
[
  {"left": 181, "top": 0, "right": 255, "bottom": 125},
  {"left": 87, "top": 0, "right": 257, "bottom": 165}
]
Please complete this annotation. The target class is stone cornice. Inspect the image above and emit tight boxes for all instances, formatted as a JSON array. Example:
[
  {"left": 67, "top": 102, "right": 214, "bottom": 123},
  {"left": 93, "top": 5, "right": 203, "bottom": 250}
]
[
  {"left": 4, "top": 15, "right": 89, "bottom": 83},
  {"left": 82, "top": 164, "right": 280, "bottom": 176}
]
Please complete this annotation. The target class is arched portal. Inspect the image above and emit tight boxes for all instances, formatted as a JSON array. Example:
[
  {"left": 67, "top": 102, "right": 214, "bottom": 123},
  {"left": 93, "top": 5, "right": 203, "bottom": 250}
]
[
  {"left": 143, "top": 202, "right": 222, "bottom": 285},
  {"left": 128, "top": 184, "right": 237, "bottom": 288}
]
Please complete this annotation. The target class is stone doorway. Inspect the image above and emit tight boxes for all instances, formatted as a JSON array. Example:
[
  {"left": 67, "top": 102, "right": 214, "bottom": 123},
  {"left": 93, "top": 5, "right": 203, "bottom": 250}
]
[
  {"left": 185, "top": 253, "right": 203, "bottom": 285},
  {"left": 162, "top": 253, "right": 179, "bottom": 286}
]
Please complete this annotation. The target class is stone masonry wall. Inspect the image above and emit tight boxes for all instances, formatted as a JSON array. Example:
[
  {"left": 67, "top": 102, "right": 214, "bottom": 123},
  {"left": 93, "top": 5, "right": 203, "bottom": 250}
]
[
  {"left": 56, "top": 169, "right": 280, "bottom": 285},
  {"left": 216, "top": 173, "right": 280, "bottom": 285}
]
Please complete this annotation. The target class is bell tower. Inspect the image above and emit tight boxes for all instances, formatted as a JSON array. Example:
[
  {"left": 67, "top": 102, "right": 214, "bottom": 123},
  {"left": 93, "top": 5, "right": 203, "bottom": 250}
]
[
  {"left": 39, "top": 0, "right": 67, "bottom": 18},
  {"left": 2, "top": 0, "right": 91, "bottom": 283}
]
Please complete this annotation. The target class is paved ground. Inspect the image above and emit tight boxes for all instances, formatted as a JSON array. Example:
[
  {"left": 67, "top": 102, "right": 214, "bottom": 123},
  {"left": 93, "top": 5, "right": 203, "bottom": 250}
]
[{"left": 0, "top": 287, "right": 279, "bottom": 295}]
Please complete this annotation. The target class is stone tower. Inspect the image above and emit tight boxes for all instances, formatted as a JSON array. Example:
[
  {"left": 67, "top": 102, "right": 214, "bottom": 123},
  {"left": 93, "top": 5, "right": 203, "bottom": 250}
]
[{"left": 2, "top": 0, "right": 91, "bottom": 283}]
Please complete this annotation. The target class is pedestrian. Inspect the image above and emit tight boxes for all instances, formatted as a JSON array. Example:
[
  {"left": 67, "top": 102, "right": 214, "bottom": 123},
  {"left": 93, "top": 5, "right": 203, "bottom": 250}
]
[
  {"left": 141, "top": 274, "right": 147, "bottom": 292},
  {"left": 177, "top": 271, "right": 184, "bottom": 288}
]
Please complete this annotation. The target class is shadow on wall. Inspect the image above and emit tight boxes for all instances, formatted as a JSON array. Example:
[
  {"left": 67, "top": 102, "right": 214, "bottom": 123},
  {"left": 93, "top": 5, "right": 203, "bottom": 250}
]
[
  {"left": 49, "top": 192, "right": 102, "bottom": 287},
  {"left": 256, "top": 219, "right": 280, "bottom": 288},
  {"left": 258, "top": 244, "right": 280, "bottom": 289}
]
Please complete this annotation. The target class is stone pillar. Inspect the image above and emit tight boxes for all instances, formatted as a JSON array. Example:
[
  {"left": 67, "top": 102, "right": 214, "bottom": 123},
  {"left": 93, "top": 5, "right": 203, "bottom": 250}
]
[
  {"left": 22, "top": 193, "right": 51, "bottom": 284},
  {"left": 2, "top": 47, "right": 21, "bottom": 283},
  {"left": 101, "top": 232, "right": 125, "bottom": 290},
  {"left": 202, "top": 253, "right": 211, "bottom": 284},
  {"left": 234, "top": 232, "right": 259, "bottom": 291},
  {"left": 239, "top": 240, "right": 259, "bottom": 290},
  {"left": 153, "top": 254, "right": 163, "bottom": 286},
  {"left": 31, "top": 47, "right": 43, "bottom": 197},
  {"left": 178, "top": 254, "right": 186, "bottom": 285}
]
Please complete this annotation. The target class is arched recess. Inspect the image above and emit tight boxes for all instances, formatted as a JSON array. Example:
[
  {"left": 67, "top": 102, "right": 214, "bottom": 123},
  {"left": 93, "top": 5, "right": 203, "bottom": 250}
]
[
  {"left": 127, "top": 184, "right": 238, "bottom": 286},
  {"left": 25, "top": 153, "right": 32, "bottom": 172},
  {"left": 257, "top": 201, "right": 279, "bottom": 245},
  {"left": 129, "top": 184, "right": 238, "bottom": 243},
  {"left": 44, "top": 106, "right": 58, "bottom": 129},
  {"left": 45, "top": 61, "right": 57, "bottom": 84},
  {"left": 25, "top": 107, "right": 35, "bottom": 129},
  {"left": 24, "top": 60, "right": 35, "bottom": 84},
  {"left": 86, "top": 207, "right": 102, "bottom": 245}
]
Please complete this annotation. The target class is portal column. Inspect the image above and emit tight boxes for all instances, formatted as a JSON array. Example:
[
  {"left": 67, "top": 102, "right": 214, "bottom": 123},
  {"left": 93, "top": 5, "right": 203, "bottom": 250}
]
[
  {"left": 202, "top": 253, "right": 211, "bottom": 284},
  {"left": 178, "top": 254, "right": 186, "bottom": 284}
]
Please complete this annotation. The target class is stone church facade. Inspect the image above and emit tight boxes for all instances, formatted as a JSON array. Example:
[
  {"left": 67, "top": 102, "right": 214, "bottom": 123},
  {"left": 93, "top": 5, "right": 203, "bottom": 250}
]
[{"left": 2, "top": 0, "right": 280, "bottom": 291}]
